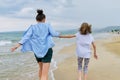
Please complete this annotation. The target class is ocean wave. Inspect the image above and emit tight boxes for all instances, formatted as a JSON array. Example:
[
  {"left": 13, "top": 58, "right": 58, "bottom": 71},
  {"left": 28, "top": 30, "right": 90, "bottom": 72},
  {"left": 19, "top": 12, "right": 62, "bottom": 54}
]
[{"left": 0, "top": 40, "right": 12, "bottom": 46}]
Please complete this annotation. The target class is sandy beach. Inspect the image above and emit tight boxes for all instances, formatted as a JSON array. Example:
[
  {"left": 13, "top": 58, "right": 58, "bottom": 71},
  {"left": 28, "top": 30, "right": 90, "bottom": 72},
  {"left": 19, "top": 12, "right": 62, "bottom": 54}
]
[{"left": 53, "top": 34, "right": 120, "bottom": 80}]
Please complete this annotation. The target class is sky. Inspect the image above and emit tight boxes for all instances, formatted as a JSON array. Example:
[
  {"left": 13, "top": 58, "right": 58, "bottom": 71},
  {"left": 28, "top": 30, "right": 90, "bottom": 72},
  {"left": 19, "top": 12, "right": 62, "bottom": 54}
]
[{"left": 0, "top": 0, "right": 120, "bottom": 32}]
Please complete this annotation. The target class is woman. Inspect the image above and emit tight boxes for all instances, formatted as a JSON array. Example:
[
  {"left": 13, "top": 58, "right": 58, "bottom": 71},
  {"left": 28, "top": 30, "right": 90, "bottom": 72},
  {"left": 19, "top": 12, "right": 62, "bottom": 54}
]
[{"left": 11, "top": 9, "right": 60, "bottom": 80}]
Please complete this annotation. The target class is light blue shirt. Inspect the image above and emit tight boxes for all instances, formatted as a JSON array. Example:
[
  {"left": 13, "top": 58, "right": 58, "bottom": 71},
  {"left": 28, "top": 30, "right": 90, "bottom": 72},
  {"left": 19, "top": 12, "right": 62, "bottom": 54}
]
[{"left": 19, "top": 23, "right": 60, "bottom": 58}]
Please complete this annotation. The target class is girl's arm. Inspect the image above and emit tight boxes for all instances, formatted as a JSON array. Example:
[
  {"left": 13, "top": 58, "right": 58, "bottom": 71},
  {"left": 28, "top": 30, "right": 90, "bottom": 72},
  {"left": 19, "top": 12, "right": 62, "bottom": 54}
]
[
  {"left": 59, "top": 35, "right": 76, "bottom": 38},
  {"left": 92, "top": 42, "right": 98, "bottom": 59}
]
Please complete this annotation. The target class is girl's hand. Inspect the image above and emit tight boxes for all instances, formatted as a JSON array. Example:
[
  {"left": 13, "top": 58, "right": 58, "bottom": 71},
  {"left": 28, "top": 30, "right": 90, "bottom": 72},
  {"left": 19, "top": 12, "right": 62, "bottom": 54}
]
[{"left": 94, "top": 54, "right": 98, "bottom": 60}]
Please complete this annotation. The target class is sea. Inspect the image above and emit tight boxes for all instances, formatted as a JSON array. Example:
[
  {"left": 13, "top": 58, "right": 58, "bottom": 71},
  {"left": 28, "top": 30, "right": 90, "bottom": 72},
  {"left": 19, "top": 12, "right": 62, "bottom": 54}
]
[{"left": 0, "top": 29, "right": 112, "bottom": 80}]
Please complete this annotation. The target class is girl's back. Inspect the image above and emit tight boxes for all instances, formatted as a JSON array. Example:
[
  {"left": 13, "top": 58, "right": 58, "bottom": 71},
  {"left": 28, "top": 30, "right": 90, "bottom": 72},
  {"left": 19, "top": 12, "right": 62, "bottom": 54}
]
[{"left": 75, "top": 32, "right": 94, "bottom": 58}]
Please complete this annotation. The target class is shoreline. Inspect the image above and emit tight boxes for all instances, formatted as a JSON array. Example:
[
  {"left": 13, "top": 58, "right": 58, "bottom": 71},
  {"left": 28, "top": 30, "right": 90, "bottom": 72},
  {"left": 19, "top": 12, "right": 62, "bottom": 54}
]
[
  {"left": 53, "top": 34, "right": 120, "bottom": 80},
  {"left": 53, "top": 44, "right": 77, "bottom": 80}
]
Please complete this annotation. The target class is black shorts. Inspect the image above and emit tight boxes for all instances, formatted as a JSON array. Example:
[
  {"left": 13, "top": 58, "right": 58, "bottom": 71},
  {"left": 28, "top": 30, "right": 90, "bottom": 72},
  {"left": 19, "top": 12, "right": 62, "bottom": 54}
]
[{"left": 34, "top": 48, "right": 53, "bottom": 63}]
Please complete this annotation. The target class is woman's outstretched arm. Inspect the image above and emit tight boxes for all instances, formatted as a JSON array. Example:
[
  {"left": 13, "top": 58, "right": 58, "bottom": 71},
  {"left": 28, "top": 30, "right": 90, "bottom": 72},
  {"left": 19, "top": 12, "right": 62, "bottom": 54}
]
[{"left": 59, "top": 35, "right": 76, "bottom": 38}]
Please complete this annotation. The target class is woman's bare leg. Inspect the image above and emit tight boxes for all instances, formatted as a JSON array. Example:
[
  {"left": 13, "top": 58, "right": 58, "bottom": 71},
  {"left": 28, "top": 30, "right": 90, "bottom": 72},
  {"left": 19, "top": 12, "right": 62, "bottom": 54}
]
[
  {"left": 38, "top": 62, "right": 43, "bottom": 80},
  {"left": 41, "top": 63, "right": 50, "bottom": 80}
]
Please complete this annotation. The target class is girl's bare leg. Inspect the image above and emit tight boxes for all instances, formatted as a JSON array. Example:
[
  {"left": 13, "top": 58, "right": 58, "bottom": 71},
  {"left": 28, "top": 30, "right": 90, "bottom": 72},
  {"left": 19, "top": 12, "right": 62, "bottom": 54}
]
[
  {"left": 78, "top": 71, "right": 82, "bottom": 80},
  {"left": 84, "top": 74, "right": 87, "bottom": 80}
]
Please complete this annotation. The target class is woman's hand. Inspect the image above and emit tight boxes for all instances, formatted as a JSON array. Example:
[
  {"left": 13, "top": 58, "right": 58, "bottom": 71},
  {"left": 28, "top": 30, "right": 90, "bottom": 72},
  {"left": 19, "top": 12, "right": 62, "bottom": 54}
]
[
  {"left": 11, "top": 43, "right": 21, "bottom": 52},
  {"left": 11, "top": 47, "right": 18, "bottom": 52}
]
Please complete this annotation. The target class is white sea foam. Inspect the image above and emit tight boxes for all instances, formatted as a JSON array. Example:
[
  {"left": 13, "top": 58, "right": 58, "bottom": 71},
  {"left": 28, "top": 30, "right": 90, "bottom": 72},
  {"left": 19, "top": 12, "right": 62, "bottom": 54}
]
[
  {"left": 49, "top": 59, "right": 58, "bottom": 80},
  {"left": 0, "top": 40, "right": 12, "bottom": 46}
]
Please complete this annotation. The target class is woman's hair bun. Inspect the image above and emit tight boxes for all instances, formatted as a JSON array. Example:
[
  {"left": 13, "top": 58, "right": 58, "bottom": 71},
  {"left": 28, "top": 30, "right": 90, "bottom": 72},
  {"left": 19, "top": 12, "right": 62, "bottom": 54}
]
[{"left": 37, "top": 9, "right": 43, "bottom": 15}]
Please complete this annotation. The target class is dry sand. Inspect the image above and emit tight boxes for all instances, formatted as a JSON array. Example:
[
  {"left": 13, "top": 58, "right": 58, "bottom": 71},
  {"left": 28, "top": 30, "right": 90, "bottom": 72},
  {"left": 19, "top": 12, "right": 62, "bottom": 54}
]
[{"left": 53, "top": 36, "right": 120, "bottom": 80}]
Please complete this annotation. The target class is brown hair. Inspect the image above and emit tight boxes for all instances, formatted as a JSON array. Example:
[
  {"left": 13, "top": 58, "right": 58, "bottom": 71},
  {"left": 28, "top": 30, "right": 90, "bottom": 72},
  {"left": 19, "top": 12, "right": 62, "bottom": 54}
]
[{"left": 79, "top": 22, "right": 92, "bottom": 35}]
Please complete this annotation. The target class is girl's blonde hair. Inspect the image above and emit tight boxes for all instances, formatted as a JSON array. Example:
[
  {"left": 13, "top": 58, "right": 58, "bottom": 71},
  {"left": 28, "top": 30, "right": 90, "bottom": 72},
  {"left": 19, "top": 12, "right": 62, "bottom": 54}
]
[{"left": 79, "top": 22, "right": 92, "bottom": 35}]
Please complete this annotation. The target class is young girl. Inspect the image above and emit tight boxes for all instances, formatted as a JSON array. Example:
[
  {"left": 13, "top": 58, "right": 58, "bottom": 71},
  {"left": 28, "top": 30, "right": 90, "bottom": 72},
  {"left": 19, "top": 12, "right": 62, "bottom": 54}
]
[
  {"left": 59, "top": 22, "right": 98, "bottom": 80},
  {"left": 11, "top": 9, "right": 60, "bottom": 80}
]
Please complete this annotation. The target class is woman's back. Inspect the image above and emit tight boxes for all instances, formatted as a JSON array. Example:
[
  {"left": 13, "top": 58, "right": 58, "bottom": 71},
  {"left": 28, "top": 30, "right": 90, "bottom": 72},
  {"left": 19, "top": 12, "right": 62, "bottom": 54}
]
[{"left": 32, "top": 23, "right": 49, "bottom": 39}]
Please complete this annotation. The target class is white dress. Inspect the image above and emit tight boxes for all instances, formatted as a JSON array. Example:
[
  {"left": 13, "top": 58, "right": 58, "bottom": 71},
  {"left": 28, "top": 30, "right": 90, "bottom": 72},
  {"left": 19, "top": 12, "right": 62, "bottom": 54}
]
[{"left": 75, "top": 32, "right": 94, "bottom": 58}]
